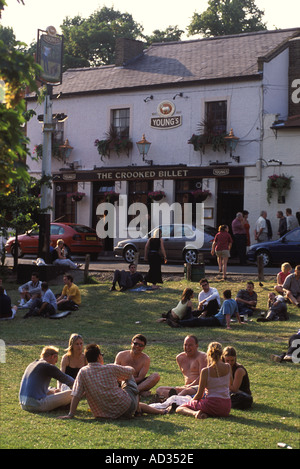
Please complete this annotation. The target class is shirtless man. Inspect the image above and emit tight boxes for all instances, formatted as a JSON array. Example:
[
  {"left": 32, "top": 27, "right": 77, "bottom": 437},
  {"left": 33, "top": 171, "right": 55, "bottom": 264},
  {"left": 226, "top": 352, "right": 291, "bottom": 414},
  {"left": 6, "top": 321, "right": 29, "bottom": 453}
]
[
  {"left": 114, "top": 334, "right": 160, "bottom": 396},
  {"left": 156, "top": 335, "right": 207, "bottom": 399}
]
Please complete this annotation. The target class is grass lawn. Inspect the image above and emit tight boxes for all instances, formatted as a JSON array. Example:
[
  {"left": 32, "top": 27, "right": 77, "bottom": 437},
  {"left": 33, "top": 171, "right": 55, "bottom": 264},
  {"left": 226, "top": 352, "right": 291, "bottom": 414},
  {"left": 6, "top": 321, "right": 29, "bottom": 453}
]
[{"left": 0, "top": 272, "right": 299, "bottom": 450}]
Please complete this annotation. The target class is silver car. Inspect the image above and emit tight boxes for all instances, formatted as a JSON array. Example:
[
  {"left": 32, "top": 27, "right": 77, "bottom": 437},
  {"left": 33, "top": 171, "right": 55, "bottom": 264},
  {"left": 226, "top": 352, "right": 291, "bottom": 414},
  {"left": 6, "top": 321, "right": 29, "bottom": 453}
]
[{"left": 114, "top": 224, "right": 216, "bottom": 264}]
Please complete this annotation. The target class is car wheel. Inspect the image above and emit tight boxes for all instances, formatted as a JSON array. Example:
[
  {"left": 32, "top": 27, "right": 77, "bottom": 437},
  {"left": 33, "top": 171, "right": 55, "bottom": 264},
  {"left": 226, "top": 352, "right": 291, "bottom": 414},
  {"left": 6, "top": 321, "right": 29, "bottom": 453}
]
[
  {"left": 11, "top": 244, "right": 24, "bottom": 258},
  {"left": 184, "top": 249, "right": 197, "bottom": 264},
  {"left": 256, "top": 250, "right": 272, "bottom": 267},
  {"left": 124, "top": 246, "right": 137, "bottom": 263}
]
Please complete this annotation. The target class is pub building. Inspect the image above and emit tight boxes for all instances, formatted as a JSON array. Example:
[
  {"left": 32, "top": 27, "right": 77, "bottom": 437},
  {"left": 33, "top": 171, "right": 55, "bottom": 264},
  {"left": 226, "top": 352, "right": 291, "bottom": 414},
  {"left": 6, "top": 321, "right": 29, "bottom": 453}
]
[{"left": 26, "top": 29, "right": 300, "bottom": 253}]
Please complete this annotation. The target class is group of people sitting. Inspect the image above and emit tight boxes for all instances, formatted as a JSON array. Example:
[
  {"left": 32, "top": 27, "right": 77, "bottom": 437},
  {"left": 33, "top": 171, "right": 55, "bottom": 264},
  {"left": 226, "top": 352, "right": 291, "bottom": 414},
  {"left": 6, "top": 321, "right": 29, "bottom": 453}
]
[
  {"left": 0, "top": 272, "right": 81, "bottom": 320},
  {"left": 157, "top": 262, "right": 300, "bottom": 328},
  {"left": 18, "top": 333, "right": 253, "bottom": 420}
]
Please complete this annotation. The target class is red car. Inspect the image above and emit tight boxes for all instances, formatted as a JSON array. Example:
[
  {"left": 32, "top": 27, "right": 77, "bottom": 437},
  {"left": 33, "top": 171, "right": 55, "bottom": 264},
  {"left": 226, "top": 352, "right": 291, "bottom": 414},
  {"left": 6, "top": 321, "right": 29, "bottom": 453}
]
[{"left": 5, "top": 223, "right": 103, "bottom": 260}]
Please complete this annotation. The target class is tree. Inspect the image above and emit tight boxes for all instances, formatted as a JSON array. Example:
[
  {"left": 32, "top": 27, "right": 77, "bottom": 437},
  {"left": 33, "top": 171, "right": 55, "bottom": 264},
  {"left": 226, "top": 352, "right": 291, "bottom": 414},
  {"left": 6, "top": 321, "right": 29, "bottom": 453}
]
[
  {"left": 144, "top": 26, "right": 184, "bottom": 45},
  {"left": 188, "top": 0, "right": 267, "bottom": 37},
  {"left": 61, "top": 6, "right": 144, "bottom": 69}
]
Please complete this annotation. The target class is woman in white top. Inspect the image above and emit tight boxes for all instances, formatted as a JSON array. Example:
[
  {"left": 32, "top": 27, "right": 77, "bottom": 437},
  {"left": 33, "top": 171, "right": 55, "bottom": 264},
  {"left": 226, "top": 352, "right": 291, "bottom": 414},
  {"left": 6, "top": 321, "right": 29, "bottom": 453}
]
[
  {"left": 176, "top": 342, "right": 232, "bottom": 419},
  {"left": 53, "top": 239, "right": 80, "bottom": 269}
]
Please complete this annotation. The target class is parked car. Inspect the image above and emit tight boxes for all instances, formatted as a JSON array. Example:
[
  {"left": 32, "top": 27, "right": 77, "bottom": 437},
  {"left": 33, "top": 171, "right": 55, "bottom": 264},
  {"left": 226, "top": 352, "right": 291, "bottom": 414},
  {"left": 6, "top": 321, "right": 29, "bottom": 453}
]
[
  {"left": 246, "top": 227, "right": 300, "bottom": 267},
  {"left": 5, "top": 223, "right": 103, "bottom": 260},
  {"left": 114, "top": 224, "right": 217, "bottom": 264}
]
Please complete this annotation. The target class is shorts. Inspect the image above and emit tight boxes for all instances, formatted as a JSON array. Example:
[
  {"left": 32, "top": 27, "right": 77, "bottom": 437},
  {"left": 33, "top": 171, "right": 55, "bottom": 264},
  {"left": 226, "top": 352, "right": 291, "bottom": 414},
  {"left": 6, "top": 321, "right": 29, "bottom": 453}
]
[
  {"left": 120, "top": 378, "right": 139, "bottom": 418},
  {"left": 216, "top": 250, "right": 230, "bottom": 258}
]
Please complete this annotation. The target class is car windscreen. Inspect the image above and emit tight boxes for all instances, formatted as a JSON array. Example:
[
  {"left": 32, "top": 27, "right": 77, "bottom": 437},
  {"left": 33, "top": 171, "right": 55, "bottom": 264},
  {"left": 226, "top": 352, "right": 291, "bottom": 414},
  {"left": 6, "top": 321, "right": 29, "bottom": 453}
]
[{"left": 72, "top": 225, "right": 97, "bottom": 234}]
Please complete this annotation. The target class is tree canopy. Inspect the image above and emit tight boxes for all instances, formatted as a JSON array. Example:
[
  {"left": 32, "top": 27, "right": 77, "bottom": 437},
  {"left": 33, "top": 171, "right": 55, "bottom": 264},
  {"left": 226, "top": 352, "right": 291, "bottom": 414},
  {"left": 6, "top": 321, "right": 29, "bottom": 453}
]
[{"left": 188, "top": 0, "right": 267, "bottom": 37}]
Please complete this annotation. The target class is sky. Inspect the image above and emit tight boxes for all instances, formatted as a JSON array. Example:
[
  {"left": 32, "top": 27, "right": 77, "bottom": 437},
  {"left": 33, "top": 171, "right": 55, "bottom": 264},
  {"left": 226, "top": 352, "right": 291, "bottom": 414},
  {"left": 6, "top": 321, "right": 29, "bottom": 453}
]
[{"left": 1, "top": 0, "right": 300, "bottom": 45}]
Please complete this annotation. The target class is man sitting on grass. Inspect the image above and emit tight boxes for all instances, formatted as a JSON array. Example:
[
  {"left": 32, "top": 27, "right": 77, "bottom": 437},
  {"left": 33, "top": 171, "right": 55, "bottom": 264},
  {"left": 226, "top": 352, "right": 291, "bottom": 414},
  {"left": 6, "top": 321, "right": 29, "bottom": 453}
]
[
  {"left": 156, "top": 335, "right": 207, "bottom": 399},
  {"left": 110, "top": 263, "right": 145, "bottom": 292},
  {"left": 56, "top": 274, "right": 81, "bottom": 311},
  {"left": 114, "top": 334, "right": 160, "bottom": 396}
]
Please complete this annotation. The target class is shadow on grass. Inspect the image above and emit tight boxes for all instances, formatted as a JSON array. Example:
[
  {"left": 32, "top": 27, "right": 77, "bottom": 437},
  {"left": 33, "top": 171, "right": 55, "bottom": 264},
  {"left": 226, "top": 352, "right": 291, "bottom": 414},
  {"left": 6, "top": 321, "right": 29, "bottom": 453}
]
[{"left": 227, "top": 403, "right": 298, "bottom": 433}]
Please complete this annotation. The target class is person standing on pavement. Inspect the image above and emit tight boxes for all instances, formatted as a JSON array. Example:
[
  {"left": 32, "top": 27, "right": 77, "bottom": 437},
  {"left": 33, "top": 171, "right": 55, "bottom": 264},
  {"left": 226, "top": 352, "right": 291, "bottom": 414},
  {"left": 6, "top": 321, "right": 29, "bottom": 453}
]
[
  {"left": 254, "top": 211, "right": 268, "bottom": 243},
  {"left": 277, "top": 211, "right": 287, "bottom": 238},
  {"left": 286, "top": 208, "right": 299, "bottom": 232},
  {"left": 231, "top": 212, "right": 247, "bottom": 265}
]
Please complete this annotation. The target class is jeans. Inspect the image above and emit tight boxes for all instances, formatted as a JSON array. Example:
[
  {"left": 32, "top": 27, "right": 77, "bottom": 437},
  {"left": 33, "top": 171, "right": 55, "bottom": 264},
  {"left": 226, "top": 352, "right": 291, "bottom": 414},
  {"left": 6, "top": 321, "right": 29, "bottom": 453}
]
[
  {"left": 20, "top": 389, "right": 72, "bottom": 412},
  {"left": 179, "top": 316, "right": 221, "bottom": 328}
]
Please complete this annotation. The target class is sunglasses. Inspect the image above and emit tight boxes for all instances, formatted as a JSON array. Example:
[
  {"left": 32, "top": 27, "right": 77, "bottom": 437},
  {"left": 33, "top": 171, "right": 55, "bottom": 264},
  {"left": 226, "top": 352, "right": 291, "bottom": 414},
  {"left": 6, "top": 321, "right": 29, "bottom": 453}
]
[{"left": 132, "top": 342, "right": 145, "bottom": 347}]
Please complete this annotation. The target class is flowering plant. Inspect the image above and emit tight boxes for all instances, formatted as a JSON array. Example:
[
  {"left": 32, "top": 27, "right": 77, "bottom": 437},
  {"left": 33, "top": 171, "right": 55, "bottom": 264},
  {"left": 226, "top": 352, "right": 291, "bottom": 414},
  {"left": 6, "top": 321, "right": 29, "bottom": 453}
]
[
  {"left": 103, "top": 191, "right": 119, "bottom": 202},
  {"left": 191, "top": 189, "right": 211, "bottom": 198},
  {"left": 148, "top": 190, "right": 166, "bottom": 201},
  {"left": 67, "top": 191, "right": 86, "bottom": 202},
  {"left": 266, "top": 174, "right": 292, "bottom": 203}
]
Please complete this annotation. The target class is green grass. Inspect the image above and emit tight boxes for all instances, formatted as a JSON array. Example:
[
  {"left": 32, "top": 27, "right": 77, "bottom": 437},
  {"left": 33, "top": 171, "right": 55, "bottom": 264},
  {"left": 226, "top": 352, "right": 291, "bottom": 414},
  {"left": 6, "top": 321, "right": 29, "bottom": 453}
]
[{"left": 1, "top": 275, "right": 299, "bottom": 450}]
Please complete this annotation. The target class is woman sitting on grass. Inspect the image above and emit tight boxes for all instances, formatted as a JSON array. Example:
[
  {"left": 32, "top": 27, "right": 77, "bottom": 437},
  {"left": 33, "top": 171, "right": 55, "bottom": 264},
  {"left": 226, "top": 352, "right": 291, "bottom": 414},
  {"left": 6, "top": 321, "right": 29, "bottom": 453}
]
[
  {"left": 175, "top": 342, "right": 232, "bottom": 419},
  {"left": 157, "top": 288, "right": 194, "bottom": 323},
  {"left": 222, "top": 346, "right": 253, "bottom": 410},
  {"left": 60, "top": 334, "right": 87, "bottom": 384},
  {"left": 274, "top": 262, "right": 292, "bottom": 294}
]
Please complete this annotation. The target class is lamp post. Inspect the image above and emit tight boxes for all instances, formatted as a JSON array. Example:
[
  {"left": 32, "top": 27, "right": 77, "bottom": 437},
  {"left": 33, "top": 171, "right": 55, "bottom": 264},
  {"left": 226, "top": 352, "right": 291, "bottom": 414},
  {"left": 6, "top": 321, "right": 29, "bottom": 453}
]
[
  {"left": 36, "top": 25, "right": 63, "bottom": 262},
  {"left": 136, "top": 134, "right": 152, "bottom": 164}
]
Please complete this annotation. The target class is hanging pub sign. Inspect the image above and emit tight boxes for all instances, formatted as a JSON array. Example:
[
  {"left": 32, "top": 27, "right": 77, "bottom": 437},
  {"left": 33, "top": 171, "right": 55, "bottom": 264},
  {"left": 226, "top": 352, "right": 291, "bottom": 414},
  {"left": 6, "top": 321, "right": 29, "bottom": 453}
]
[
  {"left": 151, "top": 100, "right": 182, "bottom": 129},
  {"left": 36, "top": 26, "right": 63, "bottom": 85}
]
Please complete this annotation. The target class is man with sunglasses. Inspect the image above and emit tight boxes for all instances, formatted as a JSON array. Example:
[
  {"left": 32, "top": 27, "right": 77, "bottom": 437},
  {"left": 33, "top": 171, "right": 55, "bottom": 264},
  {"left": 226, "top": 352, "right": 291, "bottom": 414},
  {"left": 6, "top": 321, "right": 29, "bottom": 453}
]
[
  {"left": 196, "top": 278, "right": 221, "bottom": 317},
  {"left": 114, "top": 334, "right": 160, "bottom": 396}
]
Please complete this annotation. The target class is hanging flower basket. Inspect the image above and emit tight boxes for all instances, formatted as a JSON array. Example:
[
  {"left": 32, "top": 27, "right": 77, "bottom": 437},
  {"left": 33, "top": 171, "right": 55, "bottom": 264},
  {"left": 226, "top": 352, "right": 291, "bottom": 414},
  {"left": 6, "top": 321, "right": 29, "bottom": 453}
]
[
  {"left": 191, "top": 189, "right": 211, "bottom": 202},
  {"left": 103, "top": 191, "right": 119, "bottom": 203},
  {"left": 266, "top": 174, "right": 292, "bottom": 204},
  {"left": 67, "top": 191, "right": 86, "bottom": 202},
  {"left": 148, "top": 190, "right": 166, "bottom": 201}
]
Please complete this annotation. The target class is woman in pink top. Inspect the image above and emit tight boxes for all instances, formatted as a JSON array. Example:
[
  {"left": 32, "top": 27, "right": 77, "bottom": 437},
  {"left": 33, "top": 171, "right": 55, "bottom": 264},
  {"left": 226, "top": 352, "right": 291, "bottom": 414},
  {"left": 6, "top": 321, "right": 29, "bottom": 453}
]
[
  {"left": 176, "top": 342, "right": 232, "bottom": 419},
  {"left": 211, "top": 225, "right": 233, "bottom": 280},
  {"left": 274, "top": 262, "right": 292, "bottom": 294}
]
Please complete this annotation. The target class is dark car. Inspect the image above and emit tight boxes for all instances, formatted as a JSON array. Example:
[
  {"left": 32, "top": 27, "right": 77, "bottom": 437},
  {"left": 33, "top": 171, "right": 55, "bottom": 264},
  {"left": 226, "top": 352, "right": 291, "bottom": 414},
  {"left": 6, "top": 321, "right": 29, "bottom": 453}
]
[
  {"left": 246, "top": 227, "right": 300, "bottom": 267},
  {"left": 114, "top": 224, "right": 217, "bottom": 264},
  {"left": 5, "top": 223, "right": 103, "bottom": 260}
]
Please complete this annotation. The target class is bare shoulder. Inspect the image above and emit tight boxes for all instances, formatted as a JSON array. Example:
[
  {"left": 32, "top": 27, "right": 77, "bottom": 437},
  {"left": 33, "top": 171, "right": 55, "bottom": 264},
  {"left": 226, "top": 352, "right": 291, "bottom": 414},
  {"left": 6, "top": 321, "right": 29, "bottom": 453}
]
[{"left": 114, "top": 350, "right": 129, "bottom": 364}]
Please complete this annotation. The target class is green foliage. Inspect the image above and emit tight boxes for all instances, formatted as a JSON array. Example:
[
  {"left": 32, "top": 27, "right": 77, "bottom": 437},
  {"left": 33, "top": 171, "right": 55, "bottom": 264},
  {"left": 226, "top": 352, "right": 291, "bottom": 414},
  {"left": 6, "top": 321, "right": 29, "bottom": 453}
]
[
  {"left": 188, "top": 0, "right": 267, "bottom": 37},
  {"left": 266, "top": 174, "right": 293, "bottom": 204},
  {"left": 0, "top": 24, "right": 42, "bottom": 194},
  {"left": 61, "top": 6, "right": 144, "bottom": 69}
]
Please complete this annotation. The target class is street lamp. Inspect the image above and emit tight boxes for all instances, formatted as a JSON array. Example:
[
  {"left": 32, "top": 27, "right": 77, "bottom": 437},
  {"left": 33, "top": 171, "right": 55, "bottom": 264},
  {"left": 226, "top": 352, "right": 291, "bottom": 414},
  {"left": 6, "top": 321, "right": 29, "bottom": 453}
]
[
  {"left": 59, "top": 139, "right": 73, "bottom": 161},
  {"left": 224, "top": 128, "right": 240, "bottom": 163},
  {"left": 136, "top": 134, "right": 152, "bottom": 164}
]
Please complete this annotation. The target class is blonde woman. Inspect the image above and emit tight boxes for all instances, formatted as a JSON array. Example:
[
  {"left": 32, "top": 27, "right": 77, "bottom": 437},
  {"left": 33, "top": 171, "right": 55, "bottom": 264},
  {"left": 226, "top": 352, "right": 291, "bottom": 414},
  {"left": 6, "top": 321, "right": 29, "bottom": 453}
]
[
  {"left": 176, "top": 342, "right": 232, "bottom": 419},
  {"left": 53, "top": 239, "right": 80, "bottom": 269},
  {"left": 60, "top": 334, "right": 87, "bottom": 382},
  {"left": 274, "top": 262, "right": 292, "bottom": 294}
]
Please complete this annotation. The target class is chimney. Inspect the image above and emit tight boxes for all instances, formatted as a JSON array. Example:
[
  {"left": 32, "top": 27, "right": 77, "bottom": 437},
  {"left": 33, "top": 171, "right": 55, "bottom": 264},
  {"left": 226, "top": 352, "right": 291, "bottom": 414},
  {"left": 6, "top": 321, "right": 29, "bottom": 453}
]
[{"left": 115, "top": 38, "right": 145, "bottom": 67}]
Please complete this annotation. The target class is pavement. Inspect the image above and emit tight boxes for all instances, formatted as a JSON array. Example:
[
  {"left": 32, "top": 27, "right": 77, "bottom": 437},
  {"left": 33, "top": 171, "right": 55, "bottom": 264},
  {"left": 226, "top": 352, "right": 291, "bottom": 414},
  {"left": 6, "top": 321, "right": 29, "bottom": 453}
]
[{"left": 4, "top": 253, "right": 279, "bottom": 277}]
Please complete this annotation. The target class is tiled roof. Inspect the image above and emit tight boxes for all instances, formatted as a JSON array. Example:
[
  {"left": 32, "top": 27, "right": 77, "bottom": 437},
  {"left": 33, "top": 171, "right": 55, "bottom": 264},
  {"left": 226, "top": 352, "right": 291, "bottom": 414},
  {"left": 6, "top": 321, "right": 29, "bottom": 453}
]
[{"left": 44, "top": 28, "right": 300, "bottom": 97}]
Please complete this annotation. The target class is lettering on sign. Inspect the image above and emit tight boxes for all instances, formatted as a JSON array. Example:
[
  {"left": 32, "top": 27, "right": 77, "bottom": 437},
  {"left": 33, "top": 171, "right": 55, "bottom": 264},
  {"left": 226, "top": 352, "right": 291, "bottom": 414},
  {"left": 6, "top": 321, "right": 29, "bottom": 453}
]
[{"left": 151, "top": 116, "right": 182, "bottom": 129}]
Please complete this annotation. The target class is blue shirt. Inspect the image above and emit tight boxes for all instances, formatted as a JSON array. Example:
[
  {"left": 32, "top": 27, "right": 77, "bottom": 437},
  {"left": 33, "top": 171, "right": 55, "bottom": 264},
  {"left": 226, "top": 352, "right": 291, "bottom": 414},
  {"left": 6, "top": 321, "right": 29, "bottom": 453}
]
[
  {"left": 215, "top": 298, "right": 238, "bottom": 326},
  {"left": 19, "top": 360, "right": 74, "bottom": 401},
  {"left": 42, "top": 289, "right": 57, "bottom": 309}
]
